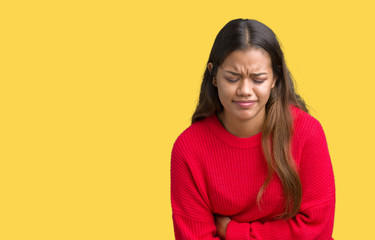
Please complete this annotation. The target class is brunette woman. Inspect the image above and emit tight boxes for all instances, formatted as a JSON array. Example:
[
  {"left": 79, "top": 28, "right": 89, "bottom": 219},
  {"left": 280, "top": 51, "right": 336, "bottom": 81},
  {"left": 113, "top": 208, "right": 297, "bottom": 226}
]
[{"left": 170, "top": 19, "right": 335, "bottom": 240}]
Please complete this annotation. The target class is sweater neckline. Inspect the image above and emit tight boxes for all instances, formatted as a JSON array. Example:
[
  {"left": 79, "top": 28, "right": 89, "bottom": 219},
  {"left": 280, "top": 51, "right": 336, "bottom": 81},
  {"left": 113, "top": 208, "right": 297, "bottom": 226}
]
[{"left": 206, "top": 114, "right": 262, "bottom": 149}]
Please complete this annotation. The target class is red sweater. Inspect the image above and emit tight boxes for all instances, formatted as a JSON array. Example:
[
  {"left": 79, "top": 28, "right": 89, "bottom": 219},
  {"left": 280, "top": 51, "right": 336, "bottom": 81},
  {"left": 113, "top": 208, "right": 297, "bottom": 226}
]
[{"left": 170, "top": 106, "right": 335, "bottom": 239}]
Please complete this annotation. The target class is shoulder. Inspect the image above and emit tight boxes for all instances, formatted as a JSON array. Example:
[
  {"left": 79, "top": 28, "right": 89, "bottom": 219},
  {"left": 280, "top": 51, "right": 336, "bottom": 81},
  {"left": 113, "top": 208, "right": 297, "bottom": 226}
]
[
  {"left": 171, "top": 116, "right": 213, "bottom": 157},
  {"left": 291, "top": 105, "right": 323, "bottom": 130},
  {"left": 290, "top": 105, "right": 326, "bottom": 142},
  {"left": 289, "top": 106, "right": 330, "bottom": 166}
]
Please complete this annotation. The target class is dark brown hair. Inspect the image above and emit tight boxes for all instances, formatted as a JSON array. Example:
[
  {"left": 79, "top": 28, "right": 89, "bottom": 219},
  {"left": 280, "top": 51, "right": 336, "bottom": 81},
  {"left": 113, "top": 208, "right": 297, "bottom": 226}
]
[{"left": 192, "top": 19, "right": 308, "bottom": 219}]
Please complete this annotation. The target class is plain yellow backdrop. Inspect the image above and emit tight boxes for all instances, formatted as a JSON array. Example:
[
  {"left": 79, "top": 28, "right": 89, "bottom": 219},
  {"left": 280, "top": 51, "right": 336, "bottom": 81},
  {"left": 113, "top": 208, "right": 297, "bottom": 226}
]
[{"left": 1, "top": 0, "right": 374, "bottom": 239}]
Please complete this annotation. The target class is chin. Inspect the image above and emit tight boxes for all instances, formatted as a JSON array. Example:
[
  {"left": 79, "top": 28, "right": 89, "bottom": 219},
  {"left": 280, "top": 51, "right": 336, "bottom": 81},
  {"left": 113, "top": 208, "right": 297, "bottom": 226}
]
[
  {"left": 237, "top": 105, "right": 266, "bottom": 120},
  {"left": 233, "top": 111, "right": 257, "bottom": 121}
]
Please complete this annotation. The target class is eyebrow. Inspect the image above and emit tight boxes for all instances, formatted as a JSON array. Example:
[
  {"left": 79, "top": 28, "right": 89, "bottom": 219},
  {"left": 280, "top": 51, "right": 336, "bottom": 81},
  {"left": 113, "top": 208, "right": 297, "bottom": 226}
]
[{"left": 225, "top": 71, "right": 267, "bottom": 76}]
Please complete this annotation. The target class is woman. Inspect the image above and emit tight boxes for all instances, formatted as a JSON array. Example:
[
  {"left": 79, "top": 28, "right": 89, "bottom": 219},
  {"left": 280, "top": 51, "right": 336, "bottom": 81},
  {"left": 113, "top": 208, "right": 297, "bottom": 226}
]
[{"left": 170, "top": 19, "right": 335, "bottom": 240}]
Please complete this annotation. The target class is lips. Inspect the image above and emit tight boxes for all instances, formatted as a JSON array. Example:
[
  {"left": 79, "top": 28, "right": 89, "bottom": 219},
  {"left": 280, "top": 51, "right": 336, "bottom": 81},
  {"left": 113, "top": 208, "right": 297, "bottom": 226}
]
[
  {"left": 234, "top": 100, "right": 257, "bottom": 103},
  {"left": 233, "top": 100, "right": 257, "bottom": 107}
]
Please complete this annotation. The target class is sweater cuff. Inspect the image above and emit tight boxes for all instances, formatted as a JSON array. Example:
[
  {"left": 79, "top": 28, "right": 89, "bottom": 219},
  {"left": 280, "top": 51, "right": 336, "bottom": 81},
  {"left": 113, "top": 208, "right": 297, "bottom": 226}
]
[{"left": 226, "top": 220, "right": 251, "bottom": 240}]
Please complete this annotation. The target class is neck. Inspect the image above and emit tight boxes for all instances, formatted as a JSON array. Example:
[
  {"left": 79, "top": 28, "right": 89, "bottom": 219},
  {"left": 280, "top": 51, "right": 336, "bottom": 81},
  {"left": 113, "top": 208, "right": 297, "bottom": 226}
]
[{"left": 217, "top": 111, "right": 265, "bottom": 138}]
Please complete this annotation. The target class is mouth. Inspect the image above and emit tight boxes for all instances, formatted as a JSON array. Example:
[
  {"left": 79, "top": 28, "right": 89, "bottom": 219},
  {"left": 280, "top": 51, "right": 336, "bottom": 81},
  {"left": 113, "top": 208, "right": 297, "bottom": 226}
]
[{"left": 233, "top": 100, "right": 257, "bottom": 107}]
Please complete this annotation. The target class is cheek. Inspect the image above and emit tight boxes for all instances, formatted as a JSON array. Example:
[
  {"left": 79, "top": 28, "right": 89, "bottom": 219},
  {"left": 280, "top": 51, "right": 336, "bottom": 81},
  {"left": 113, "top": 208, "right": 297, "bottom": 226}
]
[
  {"left": 256, "top": 85, "right": 273, "bottom": 100},
  {"left": 217, "top": 88, "right": 228, "bottom": 106},
  {"left": 217, "top": 83, "right": 234, "bottom": 101}
]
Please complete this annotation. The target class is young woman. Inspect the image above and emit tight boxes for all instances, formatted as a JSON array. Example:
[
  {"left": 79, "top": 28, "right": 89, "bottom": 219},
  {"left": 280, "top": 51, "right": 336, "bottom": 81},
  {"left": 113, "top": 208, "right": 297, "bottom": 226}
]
[{"left": 170, "top": 19, "right": 335, "bottom": 240}]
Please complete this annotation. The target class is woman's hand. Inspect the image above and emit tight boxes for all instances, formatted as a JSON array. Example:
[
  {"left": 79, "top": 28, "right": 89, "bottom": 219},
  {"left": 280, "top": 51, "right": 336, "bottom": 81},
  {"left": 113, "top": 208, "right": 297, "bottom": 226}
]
[{"left": 214, "top": 214, "right": 231, "bottom": 239}]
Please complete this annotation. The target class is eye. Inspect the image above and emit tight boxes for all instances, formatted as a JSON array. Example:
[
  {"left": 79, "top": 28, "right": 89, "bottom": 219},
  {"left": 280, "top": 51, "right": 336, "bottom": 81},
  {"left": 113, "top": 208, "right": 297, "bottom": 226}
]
[
  {"left": 226, "top": 78, "right": 239, "bottom": 83},
  {"left": 253, "top": 79, "right": 265, "bottom": 84}
]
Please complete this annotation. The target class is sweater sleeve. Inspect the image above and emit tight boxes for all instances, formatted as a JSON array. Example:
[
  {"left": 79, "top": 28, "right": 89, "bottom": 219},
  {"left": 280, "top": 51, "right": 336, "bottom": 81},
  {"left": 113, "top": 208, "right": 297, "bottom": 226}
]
[
  {"left": 170, "top": 136, "right": 220, "bottom": 239},
  {"left": 225, "top": 120, "right": 336, "bottom": 240}
]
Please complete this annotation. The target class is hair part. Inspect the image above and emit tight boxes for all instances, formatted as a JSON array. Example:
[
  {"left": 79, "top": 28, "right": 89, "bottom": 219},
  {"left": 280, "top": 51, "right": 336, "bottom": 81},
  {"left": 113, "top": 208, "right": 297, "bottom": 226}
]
[{"left": 192, "top": 19, "right": 308, "bottom": 219}]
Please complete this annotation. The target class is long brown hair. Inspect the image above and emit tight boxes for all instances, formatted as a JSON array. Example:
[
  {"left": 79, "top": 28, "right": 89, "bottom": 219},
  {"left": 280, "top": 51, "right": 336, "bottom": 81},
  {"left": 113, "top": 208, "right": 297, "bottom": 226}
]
[{"left": 192, "top": 19, "right": 308, "bottom": 219}]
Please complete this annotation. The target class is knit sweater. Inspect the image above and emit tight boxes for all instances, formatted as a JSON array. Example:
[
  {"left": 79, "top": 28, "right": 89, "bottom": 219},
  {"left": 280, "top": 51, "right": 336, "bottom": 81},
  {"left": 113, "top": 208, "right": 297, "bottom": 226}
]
[{"left": 170, "top": 106, "right": 335, "bottom": 240}]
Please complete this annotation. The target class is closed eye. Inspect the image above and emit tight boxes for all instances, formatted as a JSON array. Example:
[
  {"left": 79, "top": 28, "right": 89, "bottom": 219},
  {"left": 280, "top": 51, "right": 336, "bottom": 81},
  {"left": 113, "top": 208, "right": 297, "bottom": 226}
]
[
  {"left": 226, "top": 78, "right": 240, "bottom": 83},
  {"left": 253, "top": 79, "right": 265, "bottom": 84}
]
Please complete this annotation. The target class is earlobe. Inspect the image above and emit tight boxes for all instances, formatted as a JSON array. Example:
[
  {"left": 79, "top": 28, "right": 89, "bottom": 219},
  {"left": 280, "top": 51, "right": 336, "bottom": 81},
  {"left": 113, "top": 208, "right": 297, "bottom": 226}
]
[
  {"left": 207, "top": 62, "right": 213, "bottom": 74},
  {"left": 208, "top": 62, "right": 217, "bottom": 87},
  {"left": 271, "top": 77, "right": 277, "bottom": 88},
  {"left": 212, "top": 77, "right": 217, "bottom": 87}
]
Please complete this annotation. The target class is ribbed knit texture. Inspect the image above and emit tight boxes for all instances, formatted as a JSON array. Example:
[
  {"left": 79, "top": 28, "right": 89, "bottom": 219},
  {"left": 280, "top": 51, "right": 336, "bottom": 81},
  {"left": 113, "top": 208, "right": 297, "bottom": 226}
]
[{"left": 170, "top": 106, "right": 335, "bottom": 240}]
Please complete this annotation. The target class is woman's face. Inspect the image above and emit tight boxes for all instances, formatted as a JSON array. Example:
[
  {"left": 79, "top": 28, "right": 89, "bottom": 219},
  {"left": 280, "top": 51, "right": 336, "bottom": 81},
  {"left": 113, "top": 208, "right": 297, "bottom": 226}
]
[{"left": 209, "top": 48, "right": 276, "bottom": 124}]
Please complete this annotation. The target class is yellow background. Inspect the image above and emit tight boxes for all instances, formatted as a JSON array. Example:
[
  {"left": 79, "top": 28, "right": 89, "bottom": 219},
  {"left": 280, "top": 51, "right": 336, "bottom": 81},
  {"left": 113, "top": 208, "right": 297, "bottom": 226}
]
[{"left": 1, "top": 0, "right": 374, "bottom": 239}]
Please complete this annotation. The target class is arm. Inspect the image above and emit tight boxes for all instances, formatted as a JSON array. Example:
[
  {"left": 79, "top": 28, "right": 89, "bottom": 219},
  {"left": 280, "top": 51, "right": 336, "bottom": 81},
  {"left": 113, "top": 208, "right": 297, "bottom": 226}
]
[
  {"left": 214, "top": 214, "right": 231, "bottom": 239},
  {"left": 170, "top": 137, "right": 221, "bottom": 239},
  {"left": 225, "top": 121, "right": 336, "bottom": 240}
]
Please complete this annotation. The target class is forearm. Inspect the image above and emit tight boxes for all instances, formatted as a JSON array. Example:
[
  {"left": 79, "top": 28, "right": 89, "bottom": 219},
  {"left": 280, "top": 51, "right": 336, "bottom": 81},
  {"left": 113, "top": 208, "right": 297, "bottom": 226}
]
[{"left": 225, "top": 199, "right": 335, "bottom": 240}]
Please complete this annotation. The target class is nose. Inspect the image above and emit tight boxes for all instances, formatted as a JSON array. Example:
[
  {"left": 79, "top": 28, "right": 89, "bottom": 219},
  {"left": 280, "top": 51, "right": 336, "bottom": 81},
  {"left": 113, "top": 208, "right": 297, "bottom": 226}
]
[{"left": 237, "top": 79, "right": 253, "bottom": 97}]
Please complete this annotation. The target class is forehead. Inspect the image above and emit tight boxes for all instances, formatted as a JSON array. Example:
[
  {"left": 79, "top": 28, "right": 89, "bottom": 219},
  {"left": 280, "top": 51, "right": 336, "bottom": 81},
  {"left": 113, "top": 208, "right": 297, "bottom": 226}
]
[{"left": 220, "top": 48, "right": 272, "bottom": 71}]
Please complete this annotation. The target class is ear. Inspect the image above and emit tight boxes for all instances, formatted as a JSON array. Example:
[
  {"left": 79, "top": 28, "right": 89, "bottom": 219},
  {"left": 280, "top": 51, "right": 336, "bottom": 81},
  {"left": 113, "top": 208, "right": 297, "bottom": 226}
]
[
  {"left": 271, "top": 76, "right": 277, "bottom": 89},
  {"left": 207, "top": 62, "right": 213, "bottom": 74},
  {"left": 207, "top": 62, "right": 217, "bottom": 87}
]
